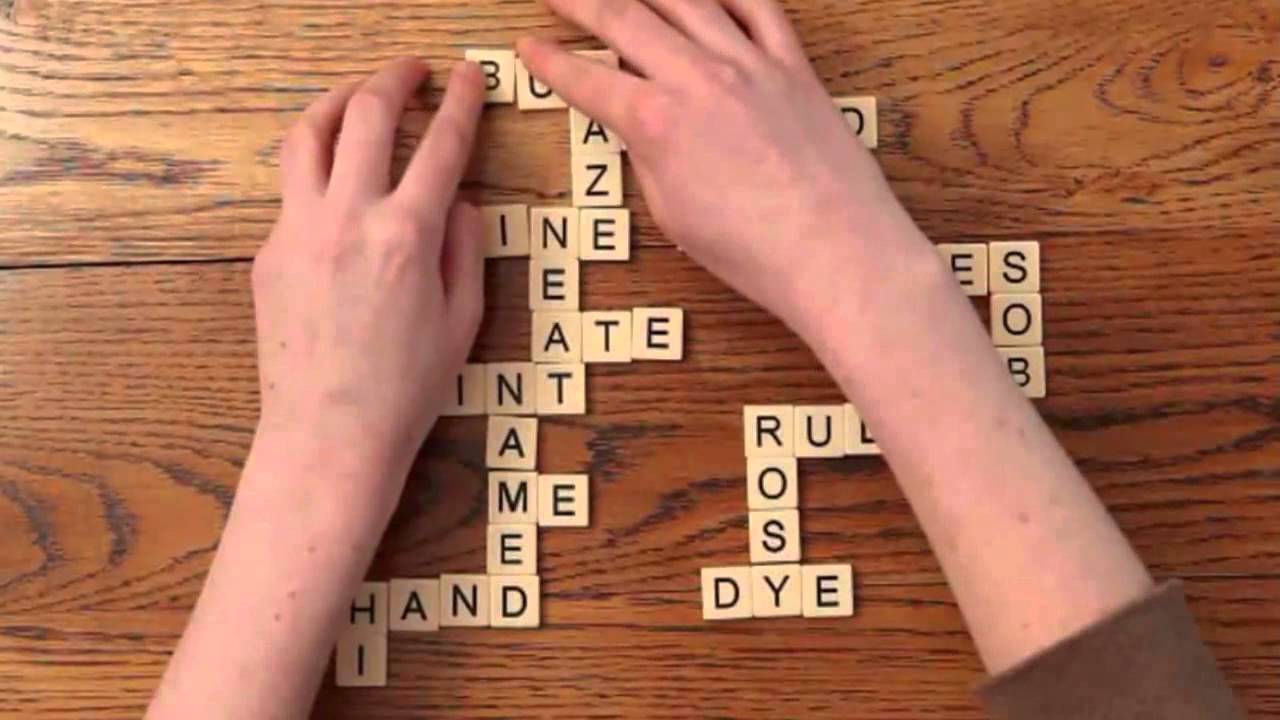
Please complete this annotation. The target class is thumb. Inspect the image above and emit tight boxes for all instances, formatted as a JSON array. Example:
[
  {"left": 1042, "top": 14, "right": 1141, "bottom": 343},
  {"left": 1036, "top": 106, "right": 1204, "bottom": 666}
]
[{"left": 441, "top": 200, "right": 487, "bottom": 343}]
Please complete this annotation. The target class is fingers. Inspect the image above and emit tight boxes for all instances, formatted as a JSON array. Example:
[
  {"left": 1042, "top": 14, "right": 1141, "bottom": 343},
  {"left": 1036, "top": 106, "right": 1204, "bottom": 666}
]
[
  {"left": 517, "top": 37, "right": 653, "bottom": 146},
  {"left": 717, "top": 0, "right": 809, "bottom": 66},
  {"left": 329, "top": 58, "right": 431, "bottom": 202},
  {"left": 639, "top": 0, "right": 755, "bottom": 62},
  {"left": 541, "top": 0, "right": 704, "bottom": 79},
  {"left": 440, "top": 201, "right": 486, "bottom": 341},
  {"left": 395, "top": 62, "right": 485, "bottom": 208},
  {"left": 279, "top": 81, "right": 360, "bottom": 199}
]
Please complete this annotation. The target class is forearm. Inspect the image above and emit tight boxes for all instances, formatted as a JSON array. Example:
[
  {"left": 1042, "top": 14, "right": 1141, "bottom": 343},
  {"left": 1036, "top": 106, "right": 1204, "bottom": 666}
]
[
  {"left": 147, "top": 432, "right": 402, "bottom": 720},
  {"left": 798, "top": 218, "right": 1153, "bottom": 675}
]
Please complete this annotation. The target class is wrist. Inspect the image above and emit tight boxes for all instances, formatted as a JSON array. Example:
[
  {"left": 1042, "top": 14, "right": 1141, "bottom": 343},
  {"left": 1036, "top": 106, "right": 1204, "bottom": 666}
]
[{"left": 785, "top": 207, "right": 942, "bottom": 361}]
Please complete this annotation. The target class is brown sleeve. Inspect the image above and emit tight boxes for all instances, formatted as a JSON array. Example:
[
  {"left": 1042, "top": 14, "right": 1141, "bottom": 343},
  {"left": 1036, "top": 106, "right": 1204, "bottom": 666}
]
[{"left": 978, "top": 580, "right": 1246, "bottom": 720}]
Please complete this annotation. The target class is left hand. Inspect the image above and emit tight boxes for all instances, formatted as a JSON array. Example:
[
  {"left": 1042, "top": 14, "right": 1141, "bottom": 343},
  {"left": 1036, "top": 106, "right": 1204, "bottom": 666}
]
[{"left": 250, "top": 58, "right": 487, "bottom": 493}]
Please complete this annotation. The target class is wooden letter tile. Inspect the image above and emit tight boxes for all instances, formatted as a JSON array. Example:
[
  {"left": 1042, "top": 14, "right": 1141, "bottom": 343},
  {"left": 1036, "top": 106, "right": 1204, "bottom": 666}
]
[
  {"left": 998, "top": 346, "right": 1047, "bottom": 399},
  {"left": 538, "top": 474, "right": 590, "bottom": 527},
  {"left": 535, "top": 363, "right": 586, "bottom": 416},
  {"left": 481, "top": 205, "right": 530, "bottom": 258},
  {"left": 582, "top": 311, "right": 633, "bottom": 363},
  {"left": 749, "top": 509, "right": 801, "bottom": 564},
  {"left": 388, "top": 579, "right": 441, "bottom": 632},
  {"left": 486, "top": 362, "right": 536, "bottom": 416},
  {"left": 465, "top": 49, "right": 516, "bottom": 104},
  {"left": 570, "top": 107, "right": 623, "bottom": 155},
  {"left": 490, "top": 575, "right": 541, "bottom": 628},
  {"left": 700, "top": 566, "right": 753, "bottom": 621},
  {"left": 937, "top": 243, "right": 989, "bottom": 296},
  {"left": 578, "top": 208, "right": 631, "bottom": 262},
  {"left": 572, "top": 153, "right": 624, "bottom": 207},
  {"left": 802, "top": 564, "right": 855, "bottom": 618},
  {"left": 833, "top": 96, "right": 878, "bottom": 149},
  {"left": 345, "top": 581, "right": 388, "bottom": 634},
  {"left": 441, "top": 363, "right": 486, "bottom": 417},
  {"left": 751, "top": 564, "right": 802, "bottom": 618},
  {"left": 743, "top": 406, "right": 795, "bottom": 457},
  {"left": 487, "top": 524, "right": 538, "bottom": 576},
  {"left": 440, "top": 575, "right": 490, "bottom": 627},
  {"left": 844, "top": 403, "right": 882, "bottom": 456},
  {"left": 631, "top": 307, "right": 684, "bottom": 361},
  {"left": 989, "top": 241, "right": 1041, "bottom": 293},
  {"left": 489, "top": 471, "right": 538, "bottom": 524},
  {"left": 746, "top": 457, "right": 798, "bottom": 510},
  {"left": 529, "top": 258, "right": 581, "bottom": 311},
  {"left": 794, "top": 405, "right": 845, "bottom": 458},
  {"left": 486, "top": 416, "right": 538, "bottom": 470},
  {"left": 335, "top": 632, "right": 387, "bottom": 687},
  {"left": 532, "top": 312, "right": 582, "bottom": 363},
  {"left": 530, "top": 207, "right": 579, "bottom": 258},
  {"left": 991, "top": 293, "right": 1044, "bottom": 347},
  {"left": 515, "top": 57, "right": 565, "bottom": 110}
]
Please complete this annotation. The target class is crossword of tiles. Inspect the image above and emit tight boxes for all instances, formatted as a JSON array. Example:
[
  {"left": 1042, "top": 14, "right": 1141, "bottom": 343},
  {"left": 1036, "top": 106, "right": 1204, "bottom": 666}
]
[
  {"left": 706, "top": 242, "right": 1046, "bottom": 621},
  {"left": 331, "top": 47, "right": 1035, "bottom": 686}
]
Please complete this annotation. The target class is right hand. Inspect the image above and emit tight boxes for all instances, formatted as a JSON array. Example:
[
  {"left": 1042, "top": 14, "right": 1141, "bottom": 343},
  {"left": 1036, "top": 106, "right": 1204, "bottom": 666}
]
[{"left": 519, "top": 0, "right": 928, "bottom": 331}]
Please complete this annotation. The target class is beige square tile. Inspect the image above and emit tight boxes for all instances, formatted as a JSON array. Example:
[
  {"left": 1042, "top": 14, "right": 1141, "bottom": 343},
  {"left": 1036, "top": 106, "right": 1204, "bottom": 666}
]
[
  {"left": 989, "top": 241, "right": 1041, "bottom": 293},
  {"left": 515, "top": 57, "right": 565, "bottom": 110},
  {"left": 802, "top": 564, "right": 855, "bottom": 618},
  {"left": 937, "top": 243, "right": 989, "bottom": 296},
  {"left": 844, "top": 403, "right": 882, "bottom": 456},
  {"left": 794, "top": 405, "right": 845, "bottom": 458},
  {"left": 334, "top": 632, "right": 387, "bottom": 687},
  {"left": 489, "top": 471, "right": 538, "bottom": 524},
  {"left": 582, "top": 311, "right": 633, "bottom": 363},
  {"left": 751, "top": 564, "right": 802, "bottom": 618},
  {"left": 480, "top": 205, "right": 529, "bottom": 258},
  {"left": 486, "top": 362, "right": 536, "bottom": 416},
  {"left": 572, "top": 153, "right": 624, "bottom": 207},
  {"left": 998, "top": 346, "right": 1047, "bottom": 399},
  {"left": 530, "top": 207, "right": 579, "bottom": 258},
  {"left": 991, "top": 293, "right": 1043, "bottom": 347},
  {"left": 388, "top": 579, "right": 440, "bottom": 632},
  {"left": 441, "top": 363, "right": 486, "bottom": 416},
  {"left": 749, "top": 509, "right": 801, "bottom": 564},
  {"left": 746, "top": 457, "right": 798, "bottom": 510},
  {"left": 700, "top": 566, "right": 753, "bottom": 620},
  {"left": 631, "top": 307, "right": 684, "bottom": 361},
  {"left": 486, "top": 416, "right": 538, "bottom": 470},
  {"left": 529, "top": 258, "right": 580, "bottom": 311},
  {"left": 535, "top": 363, "right": 587, "bottom": 415},
  {"left": 579, "top": 208, "right": 631, "bottom": 261},
  {"left": 440, "top": 575, "right": 490, "bottom": 627},
  {"left": 538, "top": 474, "right": 590, "bottom": 527},
  {"left": 490, "top": 575, "right": 541, "bottom": 628},
  {"left": 344, "top": 581, "right": 388, "bottom": 634},
  {"left": 487, "top": 524, "right": 538, "bottom": 576},
  {"left": 531, "top": 312, "right": 582, "bottom": 363},
  {"left": 744, "top": 405, "right": 795, "bottom": 457},
  {"left": 570, "top": 107, "right": 622, "bottom": 154},
  {"left": 833, "top": 96, "right": 877, "bottom": 148},
  {"left": 465, "top": 49, "right": 516, "bottom": 104}
]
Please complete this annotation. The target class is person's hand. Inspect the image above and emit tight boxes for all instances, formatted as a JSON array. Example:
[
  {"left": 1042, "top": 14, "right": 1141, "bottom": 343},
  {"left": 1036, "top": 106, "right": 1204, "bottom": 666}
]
[
  {"left": 250, "top": 58, "right": 486, "bottom": 493},
  {"left": 519, "top": 0, "right": 931, "bottom": 334}
]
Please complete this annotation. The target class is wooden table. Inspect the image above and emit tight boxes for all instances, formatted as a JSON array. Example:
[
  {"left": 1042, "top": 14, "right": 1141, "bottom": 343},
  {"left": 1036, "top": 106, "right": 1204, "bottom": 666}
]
[{"left": 1, "top": 0, "right": 1277, "bottom": 717}]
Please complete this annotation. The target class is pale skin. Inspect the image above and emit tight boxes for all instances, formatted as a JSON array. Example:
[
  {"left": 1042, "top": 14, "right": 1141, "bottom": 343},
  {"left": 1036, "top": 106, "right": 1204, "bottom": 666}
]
[{"left": 147, "top": 1, "right": 1153, "bottom": 717}]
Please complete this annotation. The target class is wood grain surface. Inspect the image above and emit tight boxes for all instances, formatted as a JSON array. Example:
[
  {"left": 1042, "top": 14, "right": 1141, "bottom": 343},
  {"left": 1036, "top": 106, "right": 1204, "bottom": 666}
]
[{"left": 1, "top": 0, "right": 1278, "bottom": 718}]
